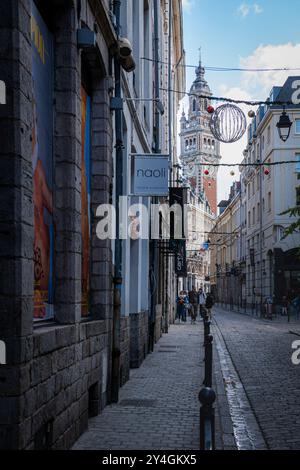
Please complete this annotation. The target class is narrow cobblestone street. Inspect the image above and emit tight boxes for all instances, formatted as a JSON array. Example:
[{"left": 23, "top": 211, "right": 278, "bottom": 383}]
[
  {"left": 73, "top": 321, "right": 205, "bottom": 450},
  {"left": 213, "top": 307, "right": 300, "bottom": 450},
  {"left": 73, "top": 308, "right": 300, "bottom": 451}
]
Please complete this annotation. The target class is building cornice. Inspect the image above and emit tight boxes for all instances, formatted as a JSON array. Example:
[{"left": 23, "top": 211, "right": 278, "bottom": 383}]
[{"left": 89, "top": 0, "right": 118, "bottom": 50}]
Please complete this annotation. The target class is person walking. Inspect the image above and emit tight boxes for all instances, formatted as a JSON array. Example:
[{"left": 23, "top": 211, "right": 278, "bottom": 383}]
[
  {"left": 205, "top": 292, "right": 214, "bottom": 320},
  {"left": 281, "top": 295, "right": 289, "bottom": 316},
  {"left": 176, "top": 291, "right": 188, "bottom": 323},
  {"left": 188, "top": 286, "right": 198, "bottom": 324},
  {"left": 198, "top": 287, "right": 206, "bottom": 319}
]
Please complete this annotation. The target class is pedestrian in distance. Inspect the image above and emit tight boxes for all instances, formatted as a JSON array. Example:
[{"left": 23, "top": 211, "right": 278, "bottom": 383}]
[
  {"left": 205, "top": 292, "right": 214, "bottom": 320},
  {"left": 176, "top": 291, "right": 188, "bottom": 323},
  {"left": 188, "top": 286, "right": 198, "bottom": 324},
  {"left": 281, "top": 295, "right": 288, "bottom": 316},
  {"left": 264, "top": 295, "right": 273, "bottom": 319},
  {"left": 198, "top": 287, "right": 206, "bottom": 319}
]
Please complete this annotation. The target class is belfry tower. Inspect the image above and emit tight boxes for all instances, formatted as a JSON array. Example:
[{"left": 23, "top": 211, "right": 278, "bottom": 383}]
[{"left": 179, "top": 60, "right": 221, "bottom": 215}]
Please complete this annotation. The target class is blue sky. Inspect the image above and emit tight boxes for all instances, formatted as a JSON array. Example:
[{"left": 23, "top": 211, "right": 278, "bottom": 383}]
[
  {"left": 183, "top": 0, "right": 300, "bottom": 96},
  {"left": 181, "top": 0, "right": 300, "bottom": 200}
]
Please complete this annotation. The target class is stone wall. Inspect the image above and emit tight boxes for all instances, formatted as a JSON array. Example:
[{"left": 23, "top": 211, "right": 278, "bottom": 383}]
[
  {"left": 0, "top": 0, "right": 116, "bottom": 450},
  {"left": 155, "top": 304, "right": 163, "bottom": 343},
  {"left": 0, "top": 322, "right": 109, "bottom": 450},
  {"left": 130, "top": 312, "right": 149, "bottom": 369},
  {"left": 120, "top": 317, "right": 130, "bottom": 386}
]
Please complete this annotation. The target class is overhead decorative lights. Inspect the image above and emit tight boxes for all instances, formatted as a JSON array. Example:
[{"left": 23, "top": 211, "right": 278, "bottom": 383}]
[{"left": 209, "top": 103, "right": 247, "bottom": 143}]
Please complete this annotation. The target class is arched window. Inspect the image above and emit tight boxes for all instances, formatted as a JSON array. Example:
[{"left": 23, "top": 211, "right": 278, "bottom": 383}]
[
  {"left": 193, "top": 137, "right": 196, "bottom": 148},
  {"left": 193, "top": 99, "right": 196, "bottom": 112},
  {"left": 212, "top": 140, "right": 215, "bottom": 149},
  {"left": 189, "top": 139, "right": 192, "bottom": 148},
  {"left": 208, "top": 139, "right": 211, "bottom": 149},
  {"left": 204, "top": 138, "right": 207, "bottom": 148},
  {"left": 185, "top": 139, "right": 189, "bottom": 149}
]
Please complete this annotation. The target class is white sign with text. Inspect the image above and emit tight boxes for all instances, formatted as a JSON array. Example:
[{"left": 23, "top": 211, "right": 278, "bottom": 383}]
[{"left": 132, "top": 154, "right": 169, "bottom": 196}]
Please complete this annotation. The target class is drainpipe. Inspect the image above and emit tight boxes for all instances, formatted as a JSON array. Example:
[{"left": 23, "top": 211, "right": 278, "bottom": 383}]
[
  {"left": 111, "top": 0, "right": 122, "bottom": 403},
  {"left": 149, "top": 0, "right": 160, "bottom": 351}
]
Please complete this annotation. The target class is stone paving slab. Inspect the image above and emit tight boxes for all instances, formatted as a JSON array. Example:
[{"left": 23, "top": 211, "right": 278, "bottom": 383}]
[{"left": 73, "top": 319, "right": 229, "bottom": 451}]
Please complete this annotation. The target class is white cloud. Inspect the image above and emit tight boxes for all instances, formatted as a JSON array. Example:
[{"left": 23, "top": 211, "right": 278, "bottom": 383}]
[
  {"left": 237, "top": 3, "right": 263, "bottom": 18},
  {"left": 182, "top": 0, "right": 194, "bottom": 13},
  {"left": 253, "top": 3, "right": 263, "bottom": 14},
  {"left": 240, "top": 43, "right": 300, "bottom": 98},
  {"left": 237, "top": 3, "right": 251, "bottom": 18},
  {"left": 216, "top": 42, "right": 300, "bottom": 201}
]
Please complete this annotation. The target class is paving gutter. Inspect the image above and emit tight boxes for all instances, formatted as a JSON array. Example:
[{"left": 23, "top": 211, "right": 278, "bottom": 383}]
[{"left": 212, "top": 315, "right": 268, "bottom": 450}]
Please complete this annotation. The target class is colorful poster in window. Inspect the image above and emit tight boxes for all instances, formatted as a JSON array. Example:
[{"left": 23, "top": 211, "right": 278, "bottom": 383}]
[
  {"left": 31, "top": 1, "right": 54, "bottom": 319},
  {"left": 81, "top": 86, "right": 91, "bottom": 316}
]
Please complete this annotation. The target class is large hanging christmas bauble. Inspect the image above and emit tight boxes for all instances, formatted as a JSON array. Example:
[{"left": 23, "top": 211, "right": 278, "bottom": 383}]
[{"left": 209, "top": 103, "right": 247, "bottom": 143}]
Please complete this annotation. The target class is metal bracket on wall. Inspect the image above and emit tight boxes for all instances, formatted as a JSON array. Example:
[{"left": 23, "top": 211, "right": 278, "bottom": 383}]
[{"left": 110, "top": 96, "right": 123, "bottom": 111}]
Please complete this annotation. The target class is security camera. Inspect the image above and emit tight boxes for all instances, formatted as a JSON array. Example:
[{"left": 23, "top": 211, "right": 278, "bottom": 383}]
[
  {"left": 118, "top": 37, "right": 132, "bottom": 58},
  {"left": 117, "top": 38, "right": 136, "bottom": 73}
]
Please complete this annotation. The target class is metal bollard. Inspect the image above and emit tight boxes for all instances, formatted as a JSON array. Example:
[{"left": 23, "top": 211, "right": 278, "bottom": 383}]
[
  {"left": 204, "top": 334, "right": 213, "bottom": 387},
  {"left": 199, "top": 386, "right": 216, "bottom": 450},
  {"left": 203, "top": 313, "right": 210, "bottom": 345}
]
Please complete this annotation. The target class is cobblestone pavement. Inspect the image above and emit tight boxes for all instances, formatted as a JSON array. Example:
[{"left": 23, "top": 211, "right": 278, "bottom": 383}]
[
  {"left": 73, "top": 320, "right": 206, "bottom": 450},
  {"left": 213, "top": 307, "right": 300, "bottom": 450}
]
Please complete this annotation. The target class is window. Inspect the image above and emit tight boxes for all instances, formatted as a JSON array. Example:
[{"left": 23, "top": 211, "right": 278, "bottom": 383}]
[
  {"left": 185, "top": 139, "right": 188, "bottom": 150},
  {"left": 257, "top": 202, "right": 260, "bottom": 222},
  {"left": 296, "top": 153, "right": 300, "bottom": 175},
  {"left": 212, "top": 140, "right": 215, "bottom": 149},
  {"left": 208, "top": 139, "right": 211, "bottom": 149},
  {"left": 252, "top": 181, "right": 255, "bottom": 196},
  {"left": 268, "top": 191, "right": 271, "bottom": 212},
  {"left": 253, "top": 207, "right": 255, "bottom": 225},
  {"left": 262, "top": 198, "right": 265, "bottom": 211},
  {"left": 262, "top": 135, "right": 265, "bottom": 150},
  {"left": 193, "top": 99, "right": 196, "bottom": 112},
  {"left": 257, "top": 143, "right": 260, "bottom": 160},
  {"left": 262, "top": 232, "right": 265, "bottom": 247},
  {"left": 295, "top": 119, "right": 300, "bottom": 134},
  {"left": 248, "top": 211, "right": 251, "bottom": 227},
  {"left": 267, "top": 125, "right": 271, "bottom": 144},
  {"left": 204, "top": 138, "right": 207, "bottom": 148},
  {"left": 32, "top": 3, "right": 54, "bottom": 320}
]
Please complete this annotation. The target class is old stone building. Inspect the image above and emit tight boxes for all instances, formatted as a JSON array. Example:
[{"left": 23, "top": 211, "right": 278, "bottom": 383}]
[
  {"left": 179, "top": 62, "right": 220, "bottom": 293},
  {"left": 210, "top": 77, "right": 300, "bottom": 312},
  {"left": 0, "top": 0, "right": 185, "bottom": 450},
  {"left": 0, "top": 0, "right": 118, "bottom": 450}
]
